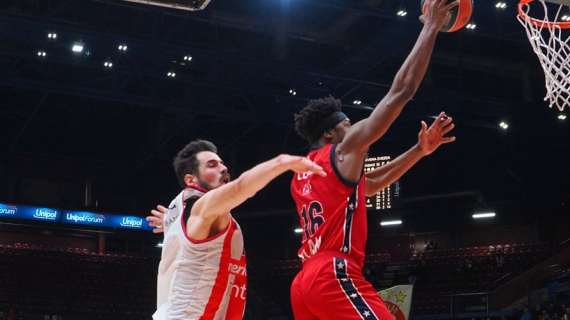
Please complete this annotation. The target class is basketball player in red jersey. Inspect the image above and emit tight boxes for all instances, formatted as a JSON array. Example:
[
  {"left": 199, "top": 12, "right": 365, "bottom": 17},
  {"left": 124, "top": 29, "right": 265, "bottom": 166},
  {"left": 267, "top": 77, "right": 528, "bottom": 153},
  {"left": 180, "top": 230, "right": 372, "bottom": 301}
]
[{"left": 290, "top": 0, "right": 457, "bottom": 319}]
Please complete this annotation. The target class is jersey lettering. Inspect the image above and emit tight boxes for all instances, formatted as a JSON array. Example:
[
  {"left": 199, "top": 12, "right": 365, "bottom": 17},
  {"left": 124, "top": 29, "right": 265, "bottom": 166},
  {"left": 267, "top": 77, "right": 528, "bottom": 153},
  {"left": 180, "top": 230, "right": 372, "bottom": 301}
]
[
  {"left": 300, "top": 201, "right": 325, "bottom": 239},
  {"left": 297, "top": 235, "right": 322, "bottom": 261}
]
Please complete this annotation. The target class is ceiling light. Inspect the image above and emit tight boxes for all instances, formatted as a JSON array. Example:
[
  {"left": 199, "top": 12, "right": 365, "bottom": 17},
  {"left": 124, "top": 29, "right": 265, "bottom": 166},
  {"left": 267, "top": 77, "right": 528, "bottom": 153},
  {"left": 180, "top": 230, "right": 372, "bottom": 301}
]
[
  {"left": 473, "top": 212, "right": 496, "bottom": 219},
  {"left": 495, "top": 2, "right": 507, "bottom": 9},
  {"left": 380, "top": 220, "right": 402, "bottom": 226},
  {"left": 71, "top": 43, "right": 84, "bottom": 53}
]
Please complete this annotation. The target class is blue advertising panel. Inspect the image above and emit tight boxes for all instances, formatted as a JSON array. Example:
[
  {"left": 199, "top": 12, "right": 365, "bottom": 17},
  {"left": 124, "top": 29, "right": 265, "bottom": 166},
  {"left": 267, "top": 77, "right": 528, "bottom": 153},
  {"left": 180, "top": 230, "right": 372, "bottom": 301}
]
[
  {"left": 0, "top": 203, "right": 18, "bottom": 218},
  {"left": 21, "top": 206, "right": 60, "bottom": 222},
  {"left": 62, "top": 210, "right": 108, "bottom": 227},
  {"left": 0, "top": 203, "right": 60, "bottom": 222},
  {"left": 0, "top": 203, "right": 152, "bottom": 231},
  {"left": 62, "top": 210, "right": 152, "bottom": 231},
  {"left": 108, "top": 215, "right": 153, "bottom": 231}
]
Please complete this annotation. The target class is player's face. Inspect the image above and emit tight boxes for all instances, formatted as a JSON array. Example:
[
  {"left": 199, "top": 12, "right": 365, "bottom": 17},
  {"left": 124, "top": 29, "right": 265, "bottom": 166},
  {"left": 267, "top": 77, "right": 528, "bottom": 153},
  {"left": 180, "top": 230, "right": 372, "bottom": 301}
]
[
  {"left": 329, "top": 118, "right": 352, "bottom": 144},
  {"left": 194, "top": 151, "right": 230, "bottom": 191}
]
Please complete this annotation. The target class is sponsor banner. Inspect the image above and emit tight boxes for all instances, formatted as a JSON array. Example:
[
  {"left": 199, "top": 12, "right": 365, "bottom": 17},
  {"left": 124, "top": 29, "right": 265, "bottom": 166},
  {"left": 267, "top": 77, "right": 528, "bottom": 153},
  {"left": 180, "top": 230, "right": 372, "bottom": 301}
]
[
  {"left": 0, "top": 203, "right": 151, "bottom": 231},
  {"left": 63, "top": 210, "right": 152, "bottom": 230},
  {"left": 0, "top": 203, "right": 60, "bottom": 222}
]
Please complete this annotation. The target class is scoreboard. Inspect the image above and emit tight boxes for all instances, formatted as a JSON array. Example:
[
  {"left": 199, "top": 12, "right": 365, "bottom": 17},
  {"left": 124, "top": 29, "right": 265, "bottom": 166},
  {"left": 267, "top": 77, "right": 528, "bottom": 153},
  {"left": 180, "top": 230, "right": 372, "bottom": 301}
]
[{"left": 364, "top": 156, "right": 400, "bottom": 210}]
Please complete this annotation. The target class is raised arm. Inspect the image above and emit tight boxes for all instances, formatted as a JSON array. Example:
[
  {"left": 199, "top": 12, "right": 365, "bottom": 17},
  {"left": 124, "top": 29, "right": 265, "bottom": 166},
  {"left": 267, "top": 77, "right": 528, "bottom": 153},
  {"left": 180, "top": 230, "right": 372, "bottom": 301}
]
[
  {"left": 365, "top": 146, "right": 424, "bottom": 197},
  {"left": 365, "top": 112, "right": 455, "bottom": 196},
  {"left": 339, "top": 0, "right": 457, "bottom": 156},
  {"left": 191, "top": 155, "right": 325, "bottom": 222}
]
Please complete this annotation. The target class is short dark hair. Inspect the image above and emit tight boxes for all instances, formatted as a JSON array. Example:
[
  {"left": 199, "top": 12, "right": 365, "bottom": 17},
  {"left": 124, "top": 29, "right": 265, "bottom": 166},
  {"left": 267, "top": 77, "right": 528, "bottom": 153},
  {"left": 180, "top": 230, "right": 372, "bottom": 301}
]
[
  {"left": 173, "top": 139, "right": 218, "bottom": 187},
  {"left": 294, "top": 96, "right": 342, "bottom": 144}
]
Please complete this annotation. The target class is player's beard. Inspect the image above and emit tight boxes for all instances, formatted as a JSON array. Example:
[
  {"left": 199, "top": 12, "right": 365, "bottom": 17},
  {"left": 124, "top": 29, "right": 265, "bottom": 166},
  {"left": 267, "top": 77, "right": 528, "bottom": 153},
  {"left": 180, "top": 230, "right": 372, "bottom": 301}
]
[{"left": 196, "top": 172, "right": 230, "bottom": 191}]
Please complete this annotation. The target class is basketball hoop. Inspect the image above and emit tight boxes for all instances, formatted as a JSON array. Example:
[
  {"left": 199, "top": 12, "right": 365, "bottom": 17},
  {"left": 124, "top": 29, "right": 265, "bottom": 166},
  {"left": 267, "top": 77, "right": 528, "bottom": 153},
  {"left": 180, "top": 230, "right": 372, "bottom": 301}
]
[{"left": 518, "top": 0, "right": 570, "bottom": 111}]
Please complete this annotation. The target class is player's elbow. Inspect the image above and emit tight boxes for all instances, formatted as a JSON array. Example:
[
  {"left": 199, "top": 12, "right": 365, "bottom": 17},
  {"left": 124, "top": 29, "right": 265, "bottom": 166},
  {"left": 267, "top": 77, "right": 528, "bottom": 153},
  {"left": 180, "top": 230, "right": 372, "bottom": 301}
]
[
  {"left": 389, "top": 86, "right": 416, "bottom": 104},
  {"left": 392, "top": 71, "right": 420, "bottom": 98}
]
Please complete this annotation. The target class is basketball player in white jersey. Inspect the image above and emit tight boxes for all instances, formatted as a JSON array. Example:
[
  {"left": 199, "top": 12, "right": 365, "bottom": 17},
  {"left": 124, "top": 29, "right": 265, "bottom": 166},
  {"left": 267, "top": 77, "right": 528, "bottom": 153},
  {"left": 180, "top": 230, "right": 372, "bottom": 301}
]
[{"left": 150, "top": 139, "right": 325, "bottom": 320}]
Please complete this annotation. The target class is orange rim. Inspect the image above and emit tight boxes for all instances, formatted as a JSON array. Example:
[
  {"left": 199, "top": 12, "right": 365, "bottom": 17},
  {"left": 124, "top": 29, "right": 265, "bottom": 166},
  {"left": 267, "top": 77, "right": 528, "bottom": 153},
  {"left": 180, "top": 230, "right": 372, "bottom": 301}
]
[{"left": 518, "top": 0, "right": 570, "bottom": 29}]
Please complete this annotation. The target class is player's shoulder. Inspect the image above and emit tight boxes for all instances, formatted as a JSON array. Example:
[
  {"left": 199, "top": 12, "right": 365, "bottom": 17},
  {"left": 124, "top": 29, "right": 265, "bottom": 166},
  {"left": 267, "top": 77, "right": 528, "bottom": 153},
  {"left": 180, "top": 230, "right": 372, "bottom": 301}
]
[
  {"left": 308, "top": 143, "right": 333, "bottom": 154},
  {"left": 313, "top": 143, "right": 361, "bottom": 189},
  {"left": 307, "top": 144, "right": 335, "bottom": 162}
]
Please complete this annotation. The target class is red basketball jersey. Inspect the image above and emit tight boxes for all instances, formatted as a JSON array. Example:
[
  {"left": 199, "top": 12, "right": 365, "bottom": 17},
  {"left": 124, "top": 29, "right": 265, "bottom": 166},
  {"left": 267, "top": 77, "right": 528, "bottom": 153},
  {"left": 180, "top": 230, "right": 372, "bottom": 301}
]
[{"left": 291, "top": 144, "right": 368, "bottom": 267}]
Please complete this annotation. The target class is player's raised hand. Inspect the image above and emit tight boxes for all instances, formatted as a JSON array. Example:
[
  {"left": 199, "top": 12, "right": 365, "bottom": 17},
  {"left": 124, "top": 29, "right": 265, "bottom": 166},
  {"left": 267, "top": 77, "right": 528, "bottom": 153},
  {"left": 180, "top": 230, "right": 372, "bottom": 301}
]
[
  {"left": 146, "top": 205, "right": 167, "bottom": 234},
  {"left": 279, "top": 155, "right": 327, "bottom": 177},
  {"left": 421, "top": 0, "right": 459, "bottom": 31},
  {"left": 417, "top": 112, "right": 456, "bottom": 156}
]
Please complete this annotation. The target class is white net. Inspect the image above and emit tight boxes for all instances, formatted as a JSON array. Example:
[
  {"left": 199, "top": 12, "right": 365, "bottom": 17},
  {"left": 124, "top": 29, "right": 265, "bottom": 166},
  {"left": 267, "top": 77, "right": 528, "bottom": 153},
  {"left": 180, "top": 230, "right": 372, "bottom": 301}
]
[{"left": 518, "top": 0, "right": 570, "bottom": 111}]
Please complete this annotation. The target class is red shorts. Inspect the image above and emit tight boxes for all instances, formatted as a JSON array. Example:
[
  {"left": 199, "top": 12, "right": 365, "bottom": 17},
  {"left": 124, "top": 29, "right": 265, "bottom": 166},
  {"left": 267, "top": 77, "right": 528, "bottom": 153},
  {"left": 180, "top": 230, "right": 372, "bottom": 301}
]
[{"left": 290, "top": 251, "right": 393, "bottom": 320}]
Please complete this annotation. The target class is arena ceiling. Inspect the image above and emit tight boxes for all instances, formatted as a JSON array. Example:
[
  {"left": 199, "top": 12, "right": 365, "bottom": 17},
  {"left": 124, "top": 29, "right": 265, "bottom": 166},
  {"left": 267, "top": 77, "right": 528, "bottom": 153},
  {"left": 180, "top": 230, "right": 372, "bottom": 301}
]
[{"left": 0, "top": 0, "right": 568, "bottom": 223}]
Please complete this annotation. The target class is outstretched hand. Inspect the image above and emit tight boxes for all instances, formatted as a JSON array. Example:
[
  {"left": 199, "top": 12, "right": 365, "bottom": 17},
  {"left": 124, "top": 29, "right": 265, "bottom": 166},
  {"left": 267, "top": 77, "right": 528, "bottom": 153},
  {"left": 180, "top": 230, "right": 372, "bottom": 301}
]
[
  {"left": 420, "top": 0, "right": 459, "bottom": 31},
  {"left": 279, "top": 155, "right": 327, "bottom": 177},
  {"left": 418, "top": 112, "right": 456, "bottom": 156},
  {"left": 146, "top": 205, "right": 167, "bottom": 234}
]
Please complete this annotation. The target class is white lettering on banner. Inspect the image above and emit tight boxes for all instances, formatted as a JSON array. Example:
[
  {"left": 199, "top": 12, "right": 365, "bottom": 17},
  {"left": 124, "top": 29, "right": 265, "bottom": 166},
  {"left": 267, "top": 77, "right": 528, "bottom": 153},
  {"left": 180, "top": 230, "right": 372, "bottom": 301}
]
[
  {"left": 0, "top": 208, "right": 17, "bottom": 215},
  {"left": 66, "top": 213, "right": 104, "bottom": 224},
  {"left": 120, "top": 217, "right": 143, "bottom": 228},
  {"left": 230, "top": 284, "right": 247, "bottom": 300},
  {"left": 33, "top": 209, "right": 58, "bottom": 220}
]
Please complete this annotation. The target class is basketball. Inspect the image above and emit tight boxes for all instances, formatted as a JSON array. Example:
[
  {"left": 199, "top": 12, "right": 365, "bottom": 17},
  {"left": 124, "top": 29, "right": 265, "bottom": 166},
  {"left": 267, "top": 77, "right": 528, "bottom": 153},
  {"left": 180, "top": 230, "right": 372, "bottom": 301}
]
[{"left": 421, "top": 0, "right": 473, "bottom": 32}]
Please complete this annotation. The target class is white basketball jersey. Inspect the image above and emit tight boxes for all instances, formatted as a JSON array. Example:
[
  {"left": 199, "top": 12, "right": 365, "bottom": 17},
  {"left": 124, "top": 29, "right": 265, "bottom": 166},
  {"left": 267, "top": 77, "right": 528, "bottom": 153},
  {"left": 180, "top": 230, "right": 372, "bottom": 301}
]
[{"left": 153, "top": 187, "right": 247, "bottom": 320}]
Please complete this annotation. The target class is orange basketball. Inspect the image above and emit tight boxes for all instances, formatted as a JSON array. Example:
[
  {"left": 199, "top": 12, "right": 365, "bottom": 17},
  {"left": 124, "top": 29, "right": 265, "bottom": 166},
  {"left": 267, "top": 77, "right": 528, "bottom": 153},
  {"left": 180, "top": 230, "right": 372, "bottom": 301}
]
[{"left": 421, "top": 0, "right": 473, "bottom": 33}]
